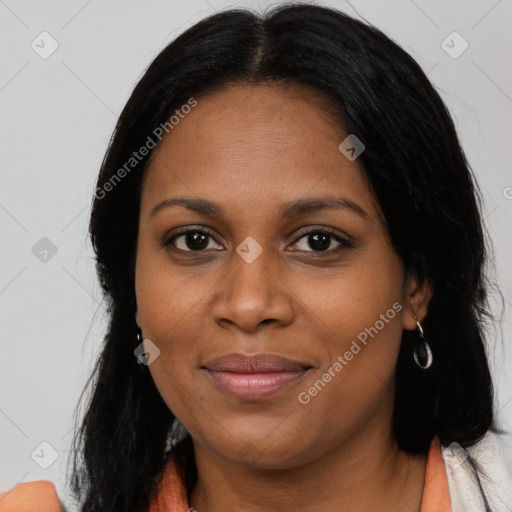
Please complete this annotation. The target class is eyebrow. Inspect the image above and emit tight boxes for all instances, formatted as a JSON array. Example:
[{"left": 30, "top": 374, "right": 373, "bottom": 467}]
[{"left": 149, "top": 195, "right": 369, "bottom": 220}]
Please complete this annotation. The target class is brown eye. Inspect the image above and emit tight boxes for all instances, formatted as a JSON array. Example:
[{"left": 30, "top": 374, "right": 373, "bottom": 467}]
[
  {"left": 291, "top": 229, "right": 354, "bottom": 254},
  {"left": 164, "top": 230, "right": 223, "bottom": 252}
]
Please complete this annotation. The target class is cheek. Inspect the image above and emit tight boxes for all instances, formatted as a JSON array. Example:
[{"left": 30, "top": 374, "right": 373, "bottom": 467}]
[
  {"left": 295, "top": 244, "right": 404, "bottom": 398},
  {"left": 298, "top": 250, "right": 404, "bottom": 349},
  {"left": 135, "top": 250, "right": 216, "bottom": 419},
  {"left": 298, "top": 301, "right": 403, "bottom": 409},
  {"left": 295, "top": 304, "right": 403, "bottom": 449},
  {"left": 135, "top": 244, "right": 215, "bottom": 343},
  {"left": 136, "top": 272, "right": 204, "bottom": 386}
]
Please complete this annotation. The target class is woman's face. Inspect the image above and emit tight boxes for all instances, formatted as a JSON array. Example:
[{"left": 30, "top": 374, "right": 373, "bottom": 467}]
[{"left": 135, "top": 83, "right": 430, "bottom": 468}]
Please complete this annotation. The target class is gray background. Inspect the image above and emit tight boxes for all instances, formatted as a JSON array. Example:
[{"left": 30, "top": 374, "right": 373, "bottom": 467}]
[{"left": 1, "top": 0, "right": 511, "bottom": 508}]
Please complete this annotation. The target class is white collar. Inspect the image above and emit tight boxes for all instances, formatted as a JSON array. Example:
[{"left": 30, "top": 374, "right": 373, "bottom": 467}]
[{"left": 441, "top": 431, "right": 512, "bottom": 512}]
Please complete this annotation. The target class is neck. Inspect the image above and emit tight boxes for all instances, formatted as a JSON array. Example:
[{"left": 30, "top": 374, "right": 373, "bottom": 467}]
[{"left": 188, "top": 419, "right": 428, "bottom": 512}]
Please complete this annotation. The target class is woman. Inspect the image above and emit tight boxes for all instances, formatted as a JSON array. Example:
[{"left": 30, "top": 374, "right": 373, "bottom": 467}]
[{"left": 1, "top": 4, "right": 510, "bottom": 512}]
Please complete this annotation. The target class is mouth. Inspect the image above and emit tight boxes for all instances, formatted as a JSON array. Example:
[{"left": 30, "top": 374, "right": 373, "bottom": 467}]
[{"left": 201, "top": 352, "right": 313, "bottom": 401}]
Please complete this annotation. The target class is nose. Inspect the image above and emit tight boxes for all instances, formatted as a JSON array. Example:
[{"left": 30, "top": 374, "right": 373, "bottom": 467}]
[{"left": 211, "top": 246, "right": 295, "bottom": 332}]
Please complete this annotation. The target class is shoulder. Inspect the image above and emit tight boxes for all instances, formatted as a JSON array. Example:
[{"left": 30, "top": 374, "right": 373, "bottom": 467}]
[
  {"left": 0, "top": 480, "right": 63, "bottom": 512},
  {"left": 441, "top": 430, "right": 512, "bottom": 512}
]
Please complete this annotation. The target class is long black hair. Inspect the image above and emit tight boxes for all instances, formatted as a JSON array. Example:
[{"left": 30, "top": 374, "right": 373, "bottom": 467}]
[{"left": 68, "top": 3, "right": 503, "bottom": 511}]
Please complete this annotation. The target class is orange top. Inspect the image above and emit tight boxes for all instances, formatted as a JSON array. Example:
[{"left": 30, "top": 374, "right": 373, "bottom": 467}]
[
  {"left": 0, "top": 437, "right": 451, "bottom": 511},
  {"left": 420, "top": 436, "right": 452, "bottom": 512}
]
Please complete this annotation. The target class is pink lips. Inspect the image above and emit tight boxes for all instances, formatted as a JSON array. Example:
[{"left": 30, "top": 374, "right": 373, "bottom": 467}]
[{"left": 202, "top": 353, "right": 312, "bottom": 400}]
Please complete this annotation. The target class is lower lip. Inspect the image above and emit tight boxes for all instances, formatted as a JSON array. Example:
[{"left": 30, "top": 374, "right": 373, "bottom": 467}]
[{"left": 204, "top": 369, "right": 310, "bottom": 400}]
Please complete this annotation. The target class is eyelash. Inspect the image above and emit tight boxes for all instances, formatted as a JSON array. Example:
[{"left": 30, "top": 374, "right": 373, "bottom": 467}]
[{"left": 161, "top": 226, "right": 354, "bottom": 256}]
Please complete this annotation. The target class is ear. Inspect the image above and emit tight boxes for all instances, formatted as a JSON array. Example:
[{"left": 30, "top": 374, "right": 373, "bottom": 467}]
[
  {"left": 402, "top": 271, "right": 434, "bottom": 331},
  {"left": 135, "top": 311, "right": 142, "bottom": 330}
]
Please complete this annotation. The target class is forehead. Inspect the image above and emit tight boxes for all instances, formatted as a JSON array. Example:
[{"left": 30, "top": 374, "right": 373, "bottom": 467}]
[{"left": 141, "top": 83, "right": 377, "bottom": 220}]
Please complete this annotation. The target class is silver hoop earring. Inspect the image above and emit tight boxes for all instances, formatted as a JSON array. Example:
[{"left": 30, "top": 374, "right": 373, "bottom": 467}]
[
  {"left": 413, "top": 318, "right": 433, "bottom": 370},
  {"left": 135, "top": 327, "right": 146, "bottom": 371}
]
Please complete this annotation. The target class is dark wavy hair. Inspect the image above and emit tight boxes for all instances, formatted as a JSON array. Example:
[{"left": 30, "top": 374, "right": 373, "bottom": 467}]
[{"left": 68, "top": 3, "right": 504, "bottom": 511}]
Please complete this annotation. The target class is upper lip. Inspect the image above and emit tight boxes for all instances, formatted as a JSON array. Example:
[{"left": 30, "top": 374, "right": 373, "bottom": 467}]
[{"left": 202, "top": 353, "right": 312, "bottom": 373}]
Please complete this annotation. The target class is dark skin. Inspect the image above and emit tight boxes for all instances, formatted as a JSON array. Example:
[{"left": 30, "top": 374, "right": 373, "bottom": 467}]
[{"left": 135, "top": 83, "right": 434, "bottom": 512}]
